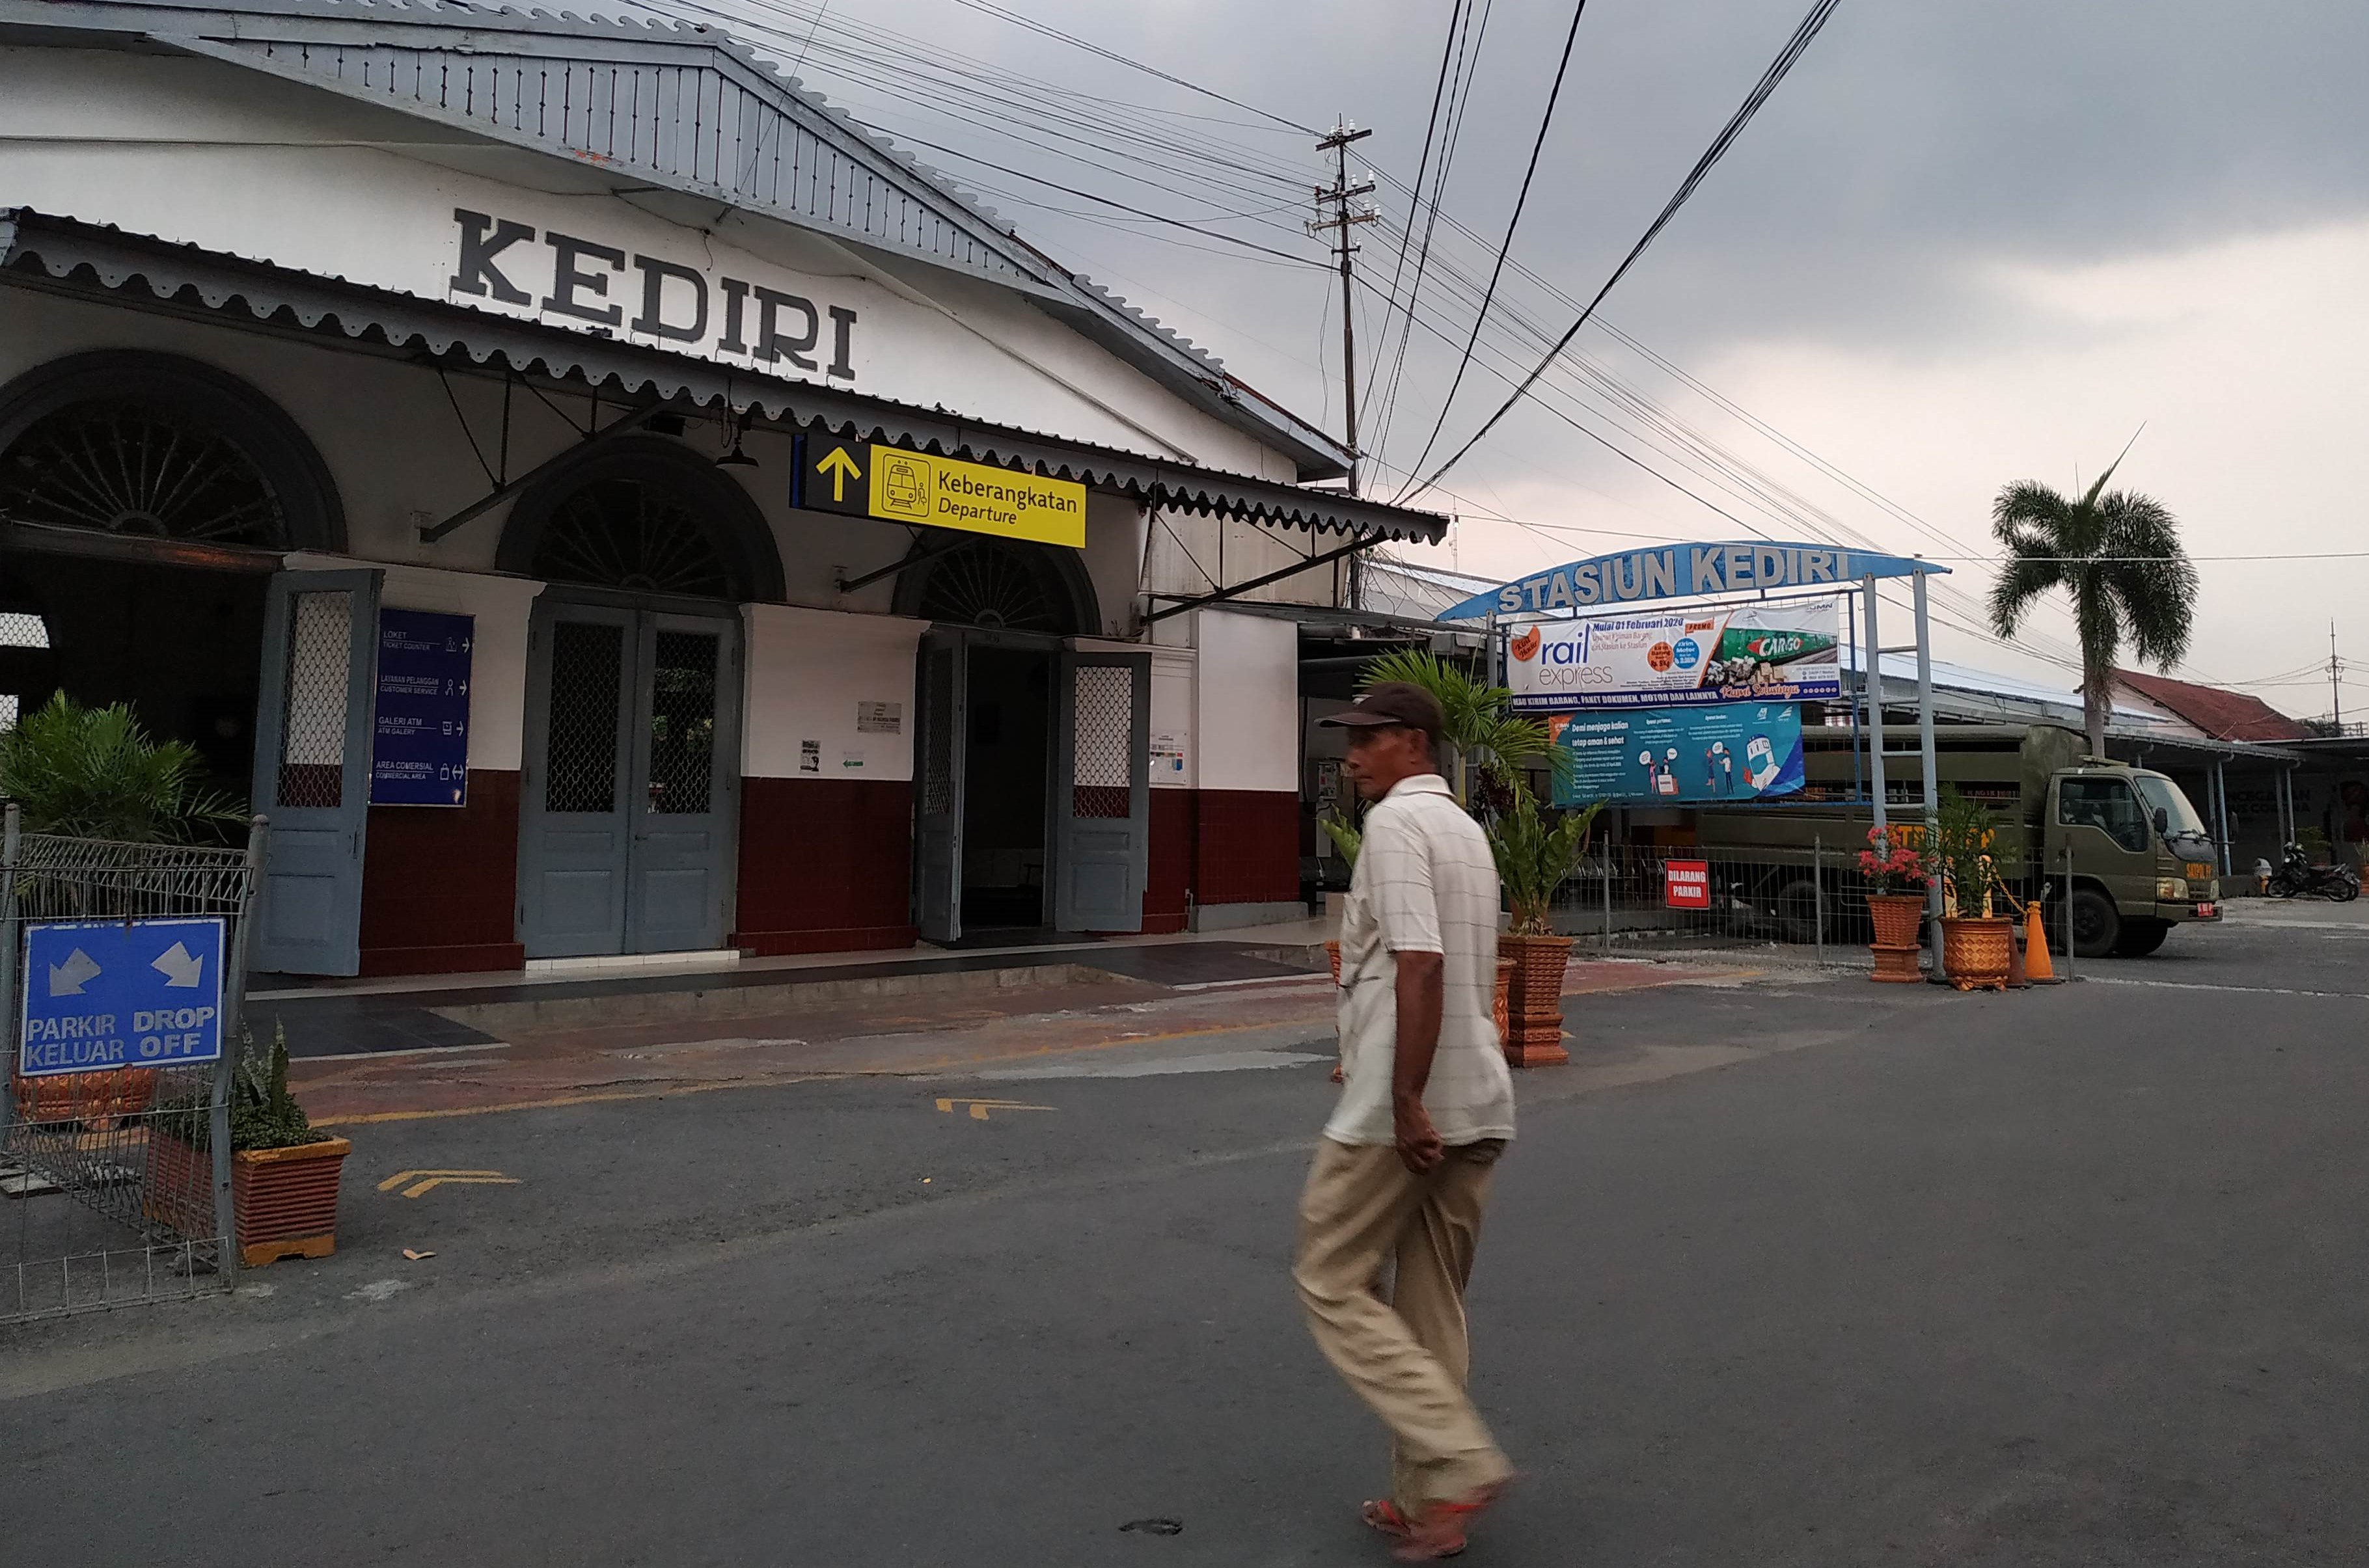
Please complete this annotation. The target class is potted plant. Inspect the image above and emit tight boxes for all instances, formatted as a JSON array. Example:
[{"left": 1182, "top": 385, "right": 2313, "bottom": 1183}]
[
  {"left": 1934, "top": 788, "right": 2014, "bottom": 991},
  {"left": 1857, "top": 824, "right": 1932, "bottom": 984},
  {"left": 146, "top": 1021, "right": 350, "bottom": 1267},
  {"left": 1317, "top": 809, "right": 1362, "bottom": 988},
  {"left": 1488, "top": 791, "right": 1604, "bottom": 1068},
  {"left": 3, "top": 694, "right": 244, "bottom": 1126}
]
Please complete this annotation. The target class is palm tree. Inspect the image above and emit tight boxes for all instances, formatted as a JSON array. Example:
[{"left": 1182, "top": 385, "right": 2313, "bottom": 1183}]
[
  {"left": 1987, "top": 461, "right": 2197, "bottom": 760},
  {"left": 1354, "top": 648, "right": 1564, "bottom": 808}
]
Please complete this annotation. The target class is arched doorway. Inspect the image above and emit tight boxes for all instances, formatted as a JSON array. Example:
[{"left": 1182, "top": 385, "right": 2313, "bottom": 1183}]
[
  {"left": 0, "top": 351, "right": 346, "bottom": 792},
  {"left": 892, "top": 535, "right": 1143, "bottom": 942},
  {"left": 894, "top": 534, "right": 1097, "bottom": 636},
  {"left": 502, "top": 438, "right": 776, "bottom": 958}
]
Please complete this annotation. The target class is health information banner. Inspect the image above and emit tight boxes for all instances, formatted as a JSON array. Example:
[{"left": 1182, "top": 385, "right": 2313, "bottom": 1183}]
[
  {"left": 1550, "top": 702, "right": 1805, "bottom": 805},
  {"left": 1507, "top": 599, "right": 1838, "bottom": 712}
]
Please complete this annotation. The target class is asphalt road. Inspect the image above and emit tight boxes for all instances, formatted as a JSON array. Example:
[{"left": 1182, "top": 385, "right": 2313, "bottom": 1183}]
[{"left": 7, "top": 909, "right": 2367, "bottom": 1566}]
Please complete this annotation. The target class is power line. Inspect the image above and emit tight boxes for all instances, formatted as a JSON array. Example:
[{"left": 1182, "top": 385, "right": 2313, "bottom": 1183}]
[
  {"left": 946, "top": 0, "right": 1317, "bottom": 135},
  {"left": 1395, "top": 0, "right": 1590, "bottom": 494},
  {"left": 870, "top": 133, "right": 1326, "bottom": 266},
  {"left": 1399, "top": 0, "right": 1842, "bottom": 502},
  {"left": 1366, "top": 0, "right": 1464, "bottom": 468},
  {"left": 1369, "top": 0, "right": 1494, "bottom": 461}
]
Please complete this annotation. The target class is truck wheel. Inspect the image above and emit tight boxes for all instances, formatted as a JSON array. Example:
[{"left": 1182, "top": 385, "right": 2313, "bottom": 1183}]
[
  {"left": 2070, "top": 887, "right": 2120, "bottom": 958},
  {"left": 2109, "top": 919, "right": 2169, "bottom": 958},
  {"left": 1773, "top": 878, "right": 1822, "bottom": 943}
]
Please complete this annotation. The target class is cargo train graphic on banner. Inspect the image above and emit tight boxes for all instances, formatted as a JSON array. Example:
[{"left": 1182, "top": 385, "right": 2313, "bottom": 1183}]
[{"left": 1507, "top": 601, "right": 1840, "bottom": 712}]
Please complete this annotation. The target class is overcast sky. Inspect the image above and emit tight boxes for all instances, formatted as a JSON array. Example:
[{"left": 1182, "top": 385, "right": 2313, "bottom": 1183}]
[{"left": 665, "top": 0, "right": 2369, "bottom": 714}]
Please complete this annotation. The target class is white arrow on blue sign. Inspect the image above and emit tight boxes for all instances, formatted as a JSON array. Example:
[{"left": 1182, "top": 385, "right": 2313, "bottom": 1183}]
[{"left": 18, "top": 917, "right": 227, "bottom": 1077}]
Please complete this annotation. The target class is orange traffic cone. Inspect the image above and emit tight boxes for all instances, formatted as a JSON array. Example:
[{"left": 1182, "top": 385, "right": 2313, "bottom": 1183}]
[{"left": 2023, "top": 901, "right": 2057, "bottom": 983}]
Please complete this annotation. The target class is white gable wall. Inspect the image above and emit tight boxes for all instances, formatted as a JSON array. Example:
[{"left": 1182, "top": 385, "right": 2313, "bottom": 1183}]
[{"left": 0, "top": 46, "right": 1294, "bottom": 483}]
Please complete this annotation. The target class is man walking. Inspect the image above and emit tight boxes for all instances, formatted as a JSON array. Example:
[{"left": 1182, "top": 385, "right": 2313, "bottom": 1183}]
[{"left": 1298, "top": 682, "right": 1516, "bottom": 1561}]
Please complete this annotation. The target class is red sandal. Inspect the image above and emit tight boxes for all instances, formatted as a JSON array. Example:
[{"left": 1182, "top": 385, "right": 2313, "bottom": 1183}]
[
  {"left": 1392, "top": 1479, "right": 1509, "bottom": 1562},
  {"left": 1361, "top": 1500, "right": 1458, "bottom": 1556}
]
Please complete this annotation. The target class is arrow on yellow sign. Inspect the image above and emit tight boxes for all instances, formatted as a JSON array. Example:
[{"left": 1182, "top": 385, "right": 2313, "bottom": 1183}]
[
  {"left": 376, "top": 1169, "right": 521, "bottom": 1199},
  {"left": 815, "top": 444, "right": 862, "bottom": 502},
  {"left": 934, "top": 1098, "right": 1055, "bottom": 1122}
]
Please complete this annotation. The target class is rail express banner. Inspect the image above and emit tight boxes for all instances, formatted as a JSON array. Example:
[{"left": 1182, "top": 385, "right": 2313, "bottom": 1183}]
[
  {"left": 1507, "top": 600, "right": 1839, "bottom": 712},
  {"left": 1549, "top": 703, "right": 1806, "bottom": 805}
]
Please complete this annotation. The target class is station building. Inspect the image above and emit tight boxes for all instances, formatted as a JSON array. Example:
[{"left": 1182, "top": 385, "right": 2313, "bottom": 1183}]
[{"left": 0, "top": 0, "right": 1447, "bottom": 977}]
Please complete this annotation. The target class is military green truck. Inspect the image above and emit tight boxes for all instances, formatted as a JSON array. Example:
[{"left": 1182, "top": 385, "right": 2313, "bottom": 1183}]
[{"left": 1690, "top": 722, "right": 2225, "bottom": 957}]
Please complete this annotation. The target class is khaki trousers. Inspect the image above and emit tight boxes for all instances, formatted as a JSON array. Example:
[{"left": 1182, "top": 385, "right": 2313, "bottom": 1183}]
[{"left": 1293, "top": 1136, "right": 1513, "bottom": 1509}]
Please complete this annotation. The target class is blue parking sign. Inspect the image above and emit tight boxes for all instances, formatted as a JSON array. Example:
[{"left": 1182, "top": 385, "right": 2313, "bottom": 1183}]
[{"left": 19, "top": 918, "right": 227, "bottom": 1077}]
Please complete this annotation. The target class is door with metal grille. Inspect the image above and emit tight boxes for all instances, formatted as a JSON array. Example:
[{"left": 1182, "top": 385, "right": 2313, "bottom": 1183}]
[
  {"left": 249, "top": 569, "right": 383, "bottom": 974},
  {"left": 625, "top": 613, "right": 741, "bottom": 952},
  {"left": 517, "top": 599, "right": 741, "bottom": 957},
  {"left": 1052, "top": 652, "right": 1150, "bottom": 933},
  {"left": 912, "top": 629, "right": 968, "bottom": 945}
]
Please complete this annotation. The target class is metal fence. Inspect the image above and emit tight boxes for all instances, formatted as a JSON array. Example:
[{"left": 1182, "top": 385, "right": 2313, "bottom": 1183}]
[
  {"left": 1550, "top": 840, "right": 1910, "bottom": 966},
  {"left": 1, "top": 811, "right": 262, "bottom": 1325}
]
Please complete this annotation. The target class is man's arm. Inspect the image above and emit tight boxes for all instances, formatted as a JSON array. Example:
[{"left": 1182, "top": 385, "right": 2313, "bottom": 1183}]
[{"left": 1392, "top": 951, "right": 1446, "bottom": 1174}]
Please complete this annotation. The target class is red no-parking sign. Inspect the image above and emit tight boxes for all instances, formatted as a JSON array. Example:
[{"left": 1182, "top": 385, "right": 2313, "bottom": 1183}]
[{"left": 1664, "top": 860, "right": 1712, "bottom": 910}]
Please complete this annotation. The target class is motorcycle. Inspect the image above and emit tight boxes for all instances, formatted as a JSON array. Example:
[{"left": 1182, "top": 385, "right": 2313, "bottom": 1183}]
[{"left": 2266, "top": 843, "right": 2361, "bottom": 902}]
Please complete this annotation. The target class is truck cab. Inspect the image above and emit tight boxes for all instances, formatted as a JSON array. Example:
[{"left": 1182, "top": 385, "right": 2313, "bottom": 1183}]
[{"left": 2046, "top": 764, "right": 2222, "bottom": 957}]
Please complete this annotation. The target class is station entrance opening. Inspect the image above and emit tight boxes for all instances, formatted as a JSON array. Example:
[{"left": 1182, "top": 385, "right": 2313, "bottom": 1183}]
[
  {"left": 0, "top": 351, "right": 340, "bottom": 824},
  {"left": 902, "top": 537, "right": 1150, "bottom": 946}
]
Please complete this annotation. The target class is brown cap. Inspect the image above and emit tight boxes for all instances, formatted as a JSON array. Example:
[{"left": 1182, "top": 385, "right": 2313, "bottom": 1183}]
[{"left": 1319, "top": 681, "right": 1447, "bottom": 745}]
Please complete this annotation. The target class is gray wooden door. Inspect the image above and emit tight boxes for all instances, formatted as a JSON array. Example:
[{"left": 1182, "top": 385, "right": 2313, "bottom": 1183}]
[
  {"left": 625, "top": 612, "right": 741, "bottom": 953},
  {"left": 912, "top": 629, "right": 967, "bottom": 945},
  {"left": 249, "top": 568, "right": 381, "bottom": 975},
  {"left": 1052, "top": 652, "right": 1149, "bottom": 933},
  {"left": 518, "top": 599, "right": 740, "bottom": 958}
]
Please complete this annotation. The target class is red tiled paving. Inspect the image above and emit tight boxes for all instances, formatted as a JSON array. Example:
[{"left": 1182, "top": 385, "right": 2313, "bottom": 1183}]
[{"left": 291, "top": 958, "right": 1754, "bottom": 1126}]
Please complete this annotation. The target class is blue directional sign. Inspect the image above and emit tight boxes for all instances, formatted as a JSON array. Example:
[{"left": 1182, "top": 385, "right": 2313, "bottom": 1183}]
[
  {"left": 370, "top": 607, "right": 474, "bottom": 807},
  {"left": 19, "top": 918, "right": 226, "bottom": 1077}
]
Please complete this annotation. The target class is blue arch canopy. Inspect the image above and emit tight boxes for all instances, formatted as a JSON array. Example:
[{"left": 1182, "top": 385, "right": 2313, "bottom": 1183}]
[{"left": 1437, "top": 541, "right": 1947, "bottom": 621}]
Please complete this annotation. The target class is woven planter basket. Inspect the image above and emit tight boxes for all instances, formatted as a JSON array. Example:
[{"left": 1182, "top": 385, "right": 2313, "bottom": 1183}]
[
  {"left": 1940, "top": 916, "right": 2014, "bottom": 992},
  {"left": 1865, "top": 893, "right": 1926, "bottom": 949}
]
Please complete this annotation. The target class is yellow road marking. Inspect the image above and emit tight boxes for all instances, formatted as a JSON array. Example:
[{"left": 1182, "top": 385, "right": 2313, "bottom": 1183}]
[
  {"left": 934, "top": 1098, "right": 1056, "bottom": 1121},
  {"left": 376, "top": 1167, "right": 522, "bottom": 1198}
]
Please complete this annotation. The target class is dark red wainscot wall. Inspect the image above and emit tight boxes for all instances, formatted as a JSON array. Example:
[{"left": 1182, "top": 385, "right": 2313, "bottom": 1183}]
[
  {"left": 1144, "top": 788, "right": 1301, "bottom": 934},
  {"left": 356, "top": 770, "right": 527, "bottom": 977},
  {"left": 732, "top": 776, "right": 918, "bottom": 955}
]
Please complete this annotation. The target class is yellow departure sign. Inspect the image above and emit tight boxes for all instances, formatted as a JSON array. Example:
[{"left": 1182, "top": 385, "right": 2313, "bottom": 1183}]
[{"left": 801, "top": 437, "right": 1086, "bottom": 549}]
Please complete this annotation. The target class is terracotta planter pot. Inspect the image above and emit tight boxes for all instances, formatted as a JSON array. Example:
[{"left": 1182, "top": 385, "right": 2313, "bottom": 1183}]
[
  {"left": 1866, "top": 892, "right": 1926, "bottom": 984},
  {"left": 1865, "top": 892, "right": 1926, "bottom": 949},
  {"left": 144, "top": 1133, "right": 351, "bottom": 1267},
  {"left": 1870, "top": 945, "right": 1924, "bottom": 983},
  {"left": 12, "top": 1067, "right": 159, "bottom": 1128},
  {"left": 1494, "top": 956, "right": 1515, "bottom": 1053},
  {"left": 1326, "top": 940, "right": 1345, "bottom": 1083},
  {"left": 1939, "top": 916, "right": 2014, "bottom": 993},
  {"left": 1499, "top": 933, "right": 1571, "bottom": 1068}
]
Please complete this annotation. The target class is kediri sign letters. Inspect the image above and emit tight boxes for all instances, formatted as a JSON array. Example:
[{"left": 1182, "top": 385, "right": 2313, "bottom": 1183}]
[{"left": 1437, "top": 541, "right": 1947, "bottom": 621}]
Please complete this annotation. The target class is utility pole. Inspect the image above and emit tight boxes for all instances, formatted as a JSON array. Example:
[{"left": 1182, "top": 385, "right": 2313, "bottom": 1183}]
[
  {"left": 1311, "top": 122, "right": 1377, "bottom": 495},
  {"left": 2334, "top": 621, "right": 2344, "bottom": 729},
  {"left": 1311, "top": 121, "right": 1376, "bottom": 608}
]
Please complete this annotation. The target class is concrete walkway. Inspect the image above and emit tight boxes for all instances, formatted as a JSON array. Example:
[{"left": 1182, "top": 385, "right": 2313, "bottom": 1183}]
[{"left": 289, "top": 953, "right": 1759, "bottom": 1126}]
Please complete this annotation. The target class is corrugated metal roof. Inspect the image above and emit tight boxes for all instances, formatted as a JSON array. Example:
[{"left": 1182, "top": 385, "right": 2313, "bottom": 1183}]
[
  {"left": 2111, "top": 668, "right": 2311, "bottom": 743},
  {"left": 0, "top": 206, "right": 1447, "bottom": 543},
  {"left": 0, "top": 0, "right": 1358, "bottom": 480}
]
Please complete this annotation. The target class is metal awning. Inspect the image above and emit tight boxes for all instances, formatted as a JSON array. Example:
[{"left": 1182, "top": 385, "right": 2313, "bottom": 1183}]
[{"left": 0, "top": 209, "right": 1448, "bottom": 545}]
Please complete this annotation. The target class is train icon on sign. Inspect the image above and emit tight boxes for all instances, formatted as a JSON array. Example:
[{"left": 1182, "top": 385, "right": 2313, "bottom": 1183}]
[{"left": 876, "top": 452, "right": 932, "bottom": 521}]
